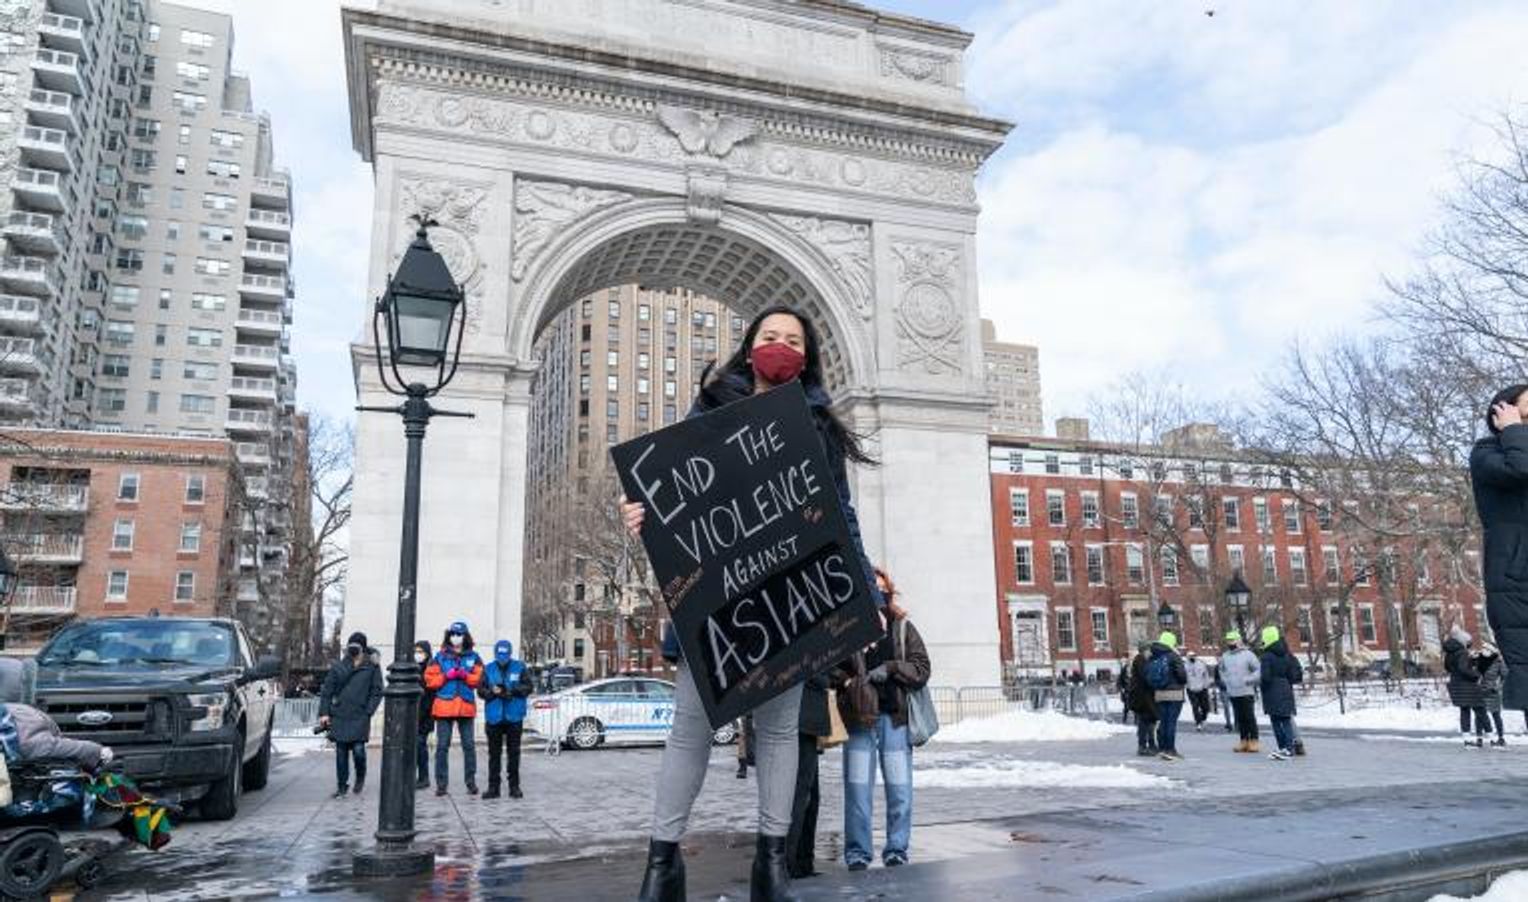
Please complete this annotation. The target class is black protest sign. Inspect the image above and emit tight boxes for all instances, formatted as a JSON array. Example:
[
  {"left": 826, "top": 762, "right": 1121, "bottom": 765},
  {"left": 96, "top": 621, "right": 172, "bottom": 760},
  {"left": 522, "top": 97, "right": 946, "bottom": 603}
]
[{"left": 610, "top": 382, "right": 882, "bottom": 729}]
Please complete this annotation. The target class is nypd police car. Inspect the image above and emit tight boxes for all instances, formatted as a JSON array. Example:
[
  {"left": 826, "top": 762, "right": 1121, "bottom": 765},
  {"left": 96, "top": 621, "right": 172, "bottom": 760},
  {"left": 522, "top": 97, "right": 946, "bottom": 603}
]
[{"left": 525, "top": 676, "right": 738, "bottom": 750}]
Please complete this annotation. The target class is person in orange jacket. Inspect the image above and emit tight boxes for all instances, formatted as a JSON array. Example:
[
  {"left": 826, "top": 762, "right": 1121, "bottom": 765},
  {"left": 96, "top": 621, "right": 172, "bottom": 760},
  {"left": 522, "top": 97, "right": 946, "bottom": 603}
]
[{"left": 423, "top": 620, "right": 484, "bottom": 796}]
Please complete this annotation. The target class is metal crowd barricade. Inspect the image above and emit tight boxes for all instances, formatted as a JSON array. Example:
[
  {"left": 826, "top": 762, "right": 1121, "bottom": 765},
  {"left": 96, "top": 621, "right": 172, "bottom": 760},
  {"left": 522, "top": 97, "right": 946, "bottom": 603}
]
[{"left": 272, "top": 697, "right": 322, "bottom": 737}]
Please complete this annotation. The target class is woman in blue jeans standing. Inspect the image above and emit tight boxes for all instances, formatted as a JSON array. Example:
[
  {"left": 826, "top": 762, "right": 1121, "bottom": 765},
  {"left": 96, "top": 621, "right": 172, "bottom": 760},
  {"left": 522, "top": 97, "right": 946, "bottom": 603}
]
[{"left": 835, "top": 570, "right": 931, "bottom": 870}]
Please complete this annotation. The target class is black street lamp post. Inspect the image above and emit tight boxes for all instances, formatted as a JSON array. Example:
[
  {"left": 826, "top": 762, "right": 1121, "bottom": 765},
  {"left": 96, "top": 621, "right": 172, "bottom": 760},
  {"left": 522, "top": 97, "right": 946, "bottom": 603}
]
[
  {"left": 1156, "top": 600, "right": 1179, "bottom": 638},
  {"left": 353, "top": 219, "right": 472, "bottom": 878},
  {"left": 1224, "top": 572, "right": 1252, "bottom": 642}
]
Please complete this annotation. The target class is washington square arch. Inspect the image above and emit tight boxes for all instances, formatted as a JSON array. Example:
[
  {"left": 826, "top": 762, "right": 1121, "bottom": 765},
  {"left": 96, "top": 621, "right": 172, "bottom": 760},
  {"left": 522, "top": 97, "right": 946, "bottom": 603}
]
[{"left": 340, "top": 0, "right": 1012, "bottom": 686}]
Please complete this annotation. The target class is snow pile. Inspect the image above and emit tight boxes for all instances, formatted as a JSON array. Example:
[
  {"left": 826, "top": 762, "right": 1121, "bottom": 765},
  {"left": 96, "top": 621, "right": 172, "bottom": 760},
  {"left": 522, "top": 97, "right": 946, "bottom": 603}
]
[
  {"left": 1298, "top": 704, "right": 1463, "bottom": 733},
  {"left": 1430, "top": 869, "right": 1528, "bottom": 901},
  {"left": 915, "top": 757, "right": 1170, "bottom": 790},
  {"left": 273, "top": 736, "right": 328, "bottom": 756},
  {"left": 933, "top": 709, "right": 1131, "bottom": 744}
]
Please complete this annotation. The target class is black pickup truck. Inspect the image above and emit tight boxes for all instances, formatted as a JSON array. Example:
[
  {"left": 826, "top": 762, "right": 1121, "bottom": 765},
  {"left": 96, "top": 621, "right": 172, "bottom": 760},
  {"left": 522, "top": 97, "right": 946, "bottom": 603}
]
[{"left": 32, "top": 616, "right": 281, "bottom": 820}]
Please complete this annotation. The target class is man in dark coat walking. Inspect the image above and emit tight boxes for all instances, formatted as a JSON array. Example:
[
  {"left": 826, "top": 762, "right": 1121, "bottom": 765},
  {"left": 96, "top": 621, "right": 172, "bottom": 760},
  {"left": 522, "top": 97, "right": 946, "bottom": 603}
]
[
  {"left": 786, "top": 674, "right": 831, "bottom": 879},
  {"left": 1444, "top": 626, "right": 1488, "bottom": 748},
  {"left": 319, "top": 631, "right": 385, "bottom": 797},
  {"left": 1258, "top": 626, "right": 1302, "bottom": 761},
  {"left": 1470, "top": 386, "right": 1528, "bottom": 711}
]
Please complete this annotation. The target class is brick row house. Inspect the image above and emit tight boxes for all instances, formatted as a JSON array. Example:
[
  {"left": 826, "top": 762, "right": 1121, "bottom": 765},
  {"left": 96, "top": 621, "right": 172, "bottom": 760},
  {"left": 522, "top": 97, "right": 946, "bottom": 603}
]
[
  {"left": 988, "top": 426, "right": 1484, "bottom": 683},
  {"left": 0, "top": 429, "right": 244, "bottom": 649}
]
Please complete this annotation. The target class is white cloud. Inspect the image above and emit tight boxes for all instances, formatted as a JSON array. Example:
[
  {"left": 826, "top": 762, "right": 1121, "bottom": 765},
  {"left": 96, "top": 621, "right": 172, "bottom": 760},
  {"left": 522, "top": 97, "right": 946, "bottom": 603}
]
[{"left": 969, "top": 1, "right": 1528, "bottom": 425}]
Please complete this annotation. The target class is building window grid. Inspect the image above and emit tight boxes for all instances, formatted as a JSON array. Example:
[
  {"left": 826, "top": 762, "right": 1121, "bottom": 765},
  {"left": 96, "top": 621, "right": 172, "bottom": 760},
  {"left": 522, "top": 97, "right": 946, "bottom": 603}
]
[
  {"left": 1056, "top": 610, "right": 1076, "bottom": 652},
  {"left": 1046, "top": 490, "right": 1065, "bottom": 527},
  {"left": 1009, "top": 489, "right": 1029, "bottom": 527},
  {"left": 1081, "top": 492, "right": 1100, "bottom": 528},
  {"left": 1013, "top": 543, "right": 1033, "bottom": 584},
  {"left": 1090, "top": 610, "right": 1109, "bottom": 648},
  {"left": 112, "top": 518, "right": 135, "bottom": 551}
]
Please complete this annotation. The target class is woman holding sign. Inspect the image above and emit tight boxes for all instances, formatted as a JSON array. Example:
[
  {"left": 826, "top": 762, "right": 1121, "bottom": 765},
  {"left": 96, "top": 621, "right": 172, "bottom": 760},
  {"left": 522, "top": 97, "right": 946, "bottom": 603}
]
[{"left": 623, "top": 306, "right": 881, "bottom": 902}]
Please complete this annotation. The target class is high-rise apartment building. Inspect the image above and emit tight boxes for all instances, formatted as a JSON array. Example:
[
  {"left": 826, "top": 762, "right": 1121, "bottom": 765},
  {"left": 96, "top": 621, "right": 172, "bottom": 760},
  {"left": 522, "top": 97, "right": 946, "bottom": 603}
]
[
  {"left": 0, "top": 0, "right": 149, "bottom": 424},
  {"left": 523, "top": 285, "right": 741, "bottom": 677},
  {"left": 982, "top": 318, "right": 1043, "bottom": 436},
  {"left": 0, "top": 1, "right": 301, "bottom": 651}
]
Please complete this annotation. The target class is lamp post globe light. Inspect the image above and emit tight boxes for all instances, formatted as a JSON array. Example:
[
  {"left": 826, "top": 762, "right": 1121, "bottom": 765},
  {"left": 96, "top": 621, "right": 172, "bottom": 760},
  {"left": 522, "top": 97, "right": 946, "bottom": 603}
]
[
  {"left": 352, "top": 218, "right": 473, "bottom": 878},
  {"left": 1156, "top": 600, "right": 1179, "bottom": 638},
  {"left": 1224, "top": 572, "right": 1252, "bottom": 642}
]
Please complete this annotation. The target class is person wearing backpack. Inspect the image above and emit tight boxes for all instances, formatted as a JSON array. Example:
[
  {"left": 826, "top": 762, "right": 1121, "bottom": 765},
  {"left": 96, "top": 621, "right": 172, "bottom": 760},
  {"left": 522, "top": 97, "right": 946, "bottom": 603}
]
[
  {"left": 834, "top": 570, "right": 930, "bottom": 871},
  {"left": 1259, "top": 625, "right": 1304, "bottom": 760},
  {"left": 478, "top": 639, "right": 532, "bottom": 799},
  {"left": 1220, "top": 631, "right": 1261, "bottom": 753},
  {"left": 1127, "top": 642, "right": 1159, "bottom": 756},
  {"left": 1147, "top": 632, "right": 1189, "bottom": 761}
]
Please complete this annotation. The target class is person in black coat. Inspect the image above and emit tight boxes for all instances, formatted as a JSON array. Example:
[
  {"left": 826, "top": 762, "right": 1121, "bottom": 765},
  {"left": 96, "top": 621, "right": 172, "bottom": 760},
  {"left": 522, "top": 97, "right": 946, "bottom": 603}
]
[
  {"left": 1470, "top": 384, "right": 1528, "bottom": 714},
  {"left": 1258, "top": 626, "right": 1303, "bottom": 761},
  {"left": 786, "top": 674, "right": 831, "bottom": 879},
  {"left": 414, "top": 639, "right": 435, "bottom": 789},
  {"left": 1444, "top": 627, "right": 1488, "bottom": 748},
  {"left": 319, "top": 631, "right": 385, "bottom": 797},
  {"left": 1126, "top": 643, "right": 1159, "bottom": 756}
]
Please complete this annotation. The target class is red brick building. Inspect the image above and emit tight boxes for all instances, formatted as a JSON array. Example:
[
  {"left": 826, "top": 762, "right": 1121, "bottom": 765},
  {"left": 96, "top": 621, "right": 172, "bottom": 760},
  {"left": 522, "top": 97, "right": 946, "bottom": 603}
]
[
  {"left": 0, "top": 429, "right": 244, "bottom": 649},
  {"left": 988, "top": 427, "right": 1483, "bottom": 682}
]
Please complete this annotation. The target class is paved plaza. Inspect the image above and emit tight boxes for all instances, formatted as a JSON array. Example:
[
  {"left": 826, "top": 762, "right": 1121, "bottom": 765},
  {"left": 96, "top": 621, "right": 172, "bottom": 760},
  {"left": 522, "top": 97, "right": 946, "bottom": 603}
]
[{"left": 76, "top": 719, "right": 1528, "bottom": 900}]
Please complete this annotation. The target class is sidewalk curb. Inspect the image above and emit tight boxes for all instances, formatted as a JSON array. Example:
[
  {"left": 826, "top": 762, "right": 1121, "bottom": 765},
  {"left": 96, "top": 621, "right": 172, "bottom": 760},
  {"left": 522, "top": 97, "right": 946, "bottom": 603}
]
[{"left": 1136, "top": 831, "right": 1528, "bottom": 901}]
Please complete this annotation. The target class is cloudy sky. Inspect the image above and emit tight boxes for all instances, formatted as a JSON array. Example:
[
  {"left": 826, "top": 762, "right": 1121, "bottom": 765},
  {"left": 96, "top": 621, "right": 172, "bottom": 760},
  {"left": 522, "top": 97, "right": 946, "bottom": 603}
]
[{"left": 200, "top": 0, "right": 1528, "bottom": 428}]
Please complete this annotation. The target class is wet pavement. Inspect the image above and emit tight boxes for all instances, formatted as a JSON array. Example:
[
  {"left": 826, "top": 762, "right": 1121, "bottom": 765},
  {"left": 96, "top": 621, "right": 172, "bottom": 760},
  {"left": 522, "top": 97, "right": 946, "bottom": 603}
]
[{"left": 70, "top": 724, "right": 1528, "bottom": 900}]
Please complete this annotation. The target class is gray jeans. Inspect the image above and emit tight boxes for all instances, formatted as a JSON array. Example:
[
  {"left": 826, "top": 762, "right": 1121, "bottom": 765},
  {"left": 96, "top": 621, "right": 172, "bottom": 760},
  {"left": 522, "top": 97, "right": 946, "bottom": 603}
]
[{"left": 652, "top": 663, "right": 802, "bottom": 841}]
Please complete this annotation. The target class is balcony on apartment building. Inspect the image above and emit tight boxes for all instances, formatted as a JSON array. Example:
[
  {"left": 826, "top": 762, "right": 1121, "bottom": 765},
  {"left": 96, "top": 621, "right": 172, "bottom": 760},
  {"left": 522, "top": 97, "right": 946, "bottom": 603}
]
[
  {"left": 29, "top": 48, "right": 83, "bottom": 96},
  {"left": 47, "top": 0, "right": 99, "bottom": 25},
  {"left": 236, "top": 580, "right": 259, "bottom": 603},
  {"left": 0, "top": 482, "right": 87, "bottom": 513},
  {"left": 244, "top": 476, "right": 269, "bottom": 500},
  {"left": 0, "top": 296, "right": 42, "bottom": 333},
  {"left": 37, "top": 13, "right": 86, "bottom": 54},
  {"left": 24, "top": 89, "right": 78, "bottom": 135},
  {"left": 11, "top": 585, "right": 77, "bottom": 615},
  {"left": 238, "top": 273, "right": 288, "bottom": 301},
  {"left": 17, "top": 126, "right": 74, "bottom": 173},
  {"left": 3, "top": 212, "right": 63, "bottom": 256},
  {"left": 13, "top": 534, "right": 84, "bottom": 565},
  {"left": 235, "top": 307, "right": 283, "bottom": 336},
  {"left": 0, "top": 257, "right": 56, "bottom": 297},
  {"left": 231, "top": 343, "right": 280, "bottom": 370},
  {"left": 242, "top": 239, "right": 290, "bottom": 269},
  {"left": 0, "top": 338, "right": 42, "bottom": 376},
  {"left": 227, "top": 375, "right": 277, "bottom": 403},
  {"left": 12, "top": 168, "right": 67, "bottom": 213},
  {"left": 235, "top": 441, "right": 271, "bottom": 467},
  {"left": 249, "top": 172, "right": 291, "bottom": 207},
  {"left": 0, "top": 378, "right": 37, "bottom": 416},
  {"left": 225, "top": 407, "right": 273, "bottom": 434},
  {"left": 244, "top": 209, "right": 291, "bottom": 241}
]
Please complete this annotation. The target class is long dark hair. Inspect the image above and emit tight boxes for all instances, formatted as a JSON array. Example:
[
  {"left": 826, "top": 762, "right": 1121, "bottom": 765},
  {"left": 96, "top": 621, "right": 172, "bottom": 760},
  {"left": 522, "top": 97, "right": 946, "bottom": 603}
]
[
  {"left": 1485, "top": 384, "right": 1528, "bottom": 435},
  {"left": 697, "top": 305, "right": 875, "bottom": 465}
]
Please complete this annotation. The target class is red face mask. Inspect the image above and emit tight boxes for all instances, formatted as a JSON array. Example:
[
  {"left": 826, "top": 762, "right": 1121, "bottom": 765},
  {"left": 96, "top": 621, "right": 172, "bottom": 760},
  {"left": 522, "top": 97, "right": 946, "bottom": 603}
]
[{"left": 750, "top": 342, "right": 805, "bottom": 385}]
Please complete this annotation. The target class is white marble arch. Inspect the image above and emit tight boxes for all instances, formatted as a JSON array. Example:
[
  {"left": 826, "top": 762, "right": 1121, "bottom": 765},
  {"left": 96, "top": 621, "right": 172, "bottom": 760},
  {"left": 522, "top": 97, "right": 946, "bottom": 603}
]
[{"left": 341, "top": 0, "right": 1012, "bottom": 686}]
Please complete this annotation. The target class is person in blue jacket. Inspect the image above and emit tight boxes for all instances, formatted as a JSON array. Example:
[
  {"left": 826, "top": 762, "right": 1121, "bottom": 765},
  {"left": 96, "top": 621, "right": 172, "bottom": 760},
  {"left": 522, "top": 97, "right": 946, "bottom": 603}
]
[{"left": 479, "top": 638, "right": 532, "bottom": 799}]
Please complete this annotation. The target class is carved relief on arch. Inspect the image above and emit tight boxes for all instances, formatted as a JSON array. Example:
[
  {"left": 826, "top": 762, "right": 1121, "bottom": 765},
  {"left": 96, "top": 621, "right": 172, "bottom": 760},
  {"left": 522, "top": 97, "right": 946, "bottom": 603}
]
[
  {"left": 890, "top": 240, "right": 964, "bottom": 375},
  {"left": 769, "top": 214, "right": 873, "bottom": 321},
  {"left": 398, "top": 176, "right": 492, "bottom": 334},
  {"left": 511, "top": 179, "right": 635, "bottom": 282}
]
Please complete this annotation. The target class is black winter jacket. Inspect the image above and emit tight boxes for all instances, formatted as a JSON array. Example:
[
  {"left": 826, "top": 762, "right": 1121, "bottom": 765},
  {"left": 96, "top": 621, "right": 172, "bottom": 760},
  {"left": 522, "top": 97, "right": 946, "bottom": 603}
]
[
  {"left": 1259, "top": 640, "right": 1303, "bottom": 718},
  {"left": 1127, "top": 653, "right": 1159, "bottom": 720},
  {"left": 320, "top": 651, "right": 384, "bottom": 744},
  {"left": 1444, "top": 638, "right": 1485, "bottom": 708},
  {"left": 1471, "top": 423, "right": 1528, "bottom": 708},
  {"left": 416, "top": 641, "right": 436, "bottom": 733}
]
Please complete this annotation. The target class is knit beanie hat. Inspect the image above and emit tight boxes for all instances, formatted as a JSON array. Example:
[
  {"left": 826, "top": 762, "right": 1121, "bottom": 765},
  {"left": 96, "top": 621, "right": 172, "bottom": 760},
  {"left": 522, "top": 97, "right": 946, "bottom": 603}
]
[
  {"left": 1158, "top": 631, "right": 1178, "bottom": 650},
  {"left": 1260, "top": 625, "right": 1281, "bottom": 647}
]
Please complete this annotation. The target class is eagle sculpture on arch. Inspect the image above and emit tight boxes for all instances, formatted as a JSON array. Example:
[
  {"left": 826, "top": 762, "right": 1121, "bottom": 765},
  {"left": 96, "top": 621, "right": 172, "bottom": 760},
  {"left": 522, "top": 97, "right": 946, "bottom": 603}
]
[{"left": 657, "top": 105, "right": 758, "bottom": 159}]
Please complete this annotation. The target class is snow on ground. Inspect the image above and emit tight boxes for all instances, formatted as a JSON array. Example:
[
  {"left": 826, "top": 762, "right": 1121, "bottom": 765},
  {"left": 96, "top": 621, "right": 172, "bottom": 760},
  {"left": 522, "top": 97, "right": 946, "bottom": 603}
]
[
  {"left": 933, "top": 709, "right": 1132, "bottom": 744},
  {"left": 1430, "top": 869, "right": 1528, "bottom": 901},
  {"left": 273, "top": 736, "right": 328, "bottom": 756},
  {"left": 1298, "top": 704, "right": 1466, "bottom": 733},
  {"left": 914, "top": 753, "right": 1170, "bottom": 790}
]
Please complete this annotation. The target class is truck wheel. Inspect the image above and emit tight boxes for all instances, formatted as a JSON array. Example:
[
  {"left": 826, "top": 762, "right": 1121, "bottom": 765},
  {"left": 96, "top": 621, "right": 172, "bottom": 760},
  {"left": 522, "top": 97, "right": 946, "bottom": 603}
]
[
  {"left": 0, "top": 830, "right": 64, "bottom": 899},
  {"left": 242, "top": 722, "right": 273, "bottom": 791},
  {"left": 200, "top": 737, "right": 243, "bottom": 821}
]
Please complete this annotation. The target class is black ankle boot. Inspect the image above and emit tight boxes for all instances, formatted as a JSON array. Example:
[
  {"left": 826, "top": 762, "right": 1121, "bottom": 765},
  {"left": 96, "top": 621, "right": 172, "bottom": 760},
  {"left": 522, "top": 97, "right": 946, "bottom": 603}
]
[
  {"left": 636, "top": 838, "right": 685, "bottom": 902},
  {"left": 750, "top": 834, "right": 798, "bottom": 902}
]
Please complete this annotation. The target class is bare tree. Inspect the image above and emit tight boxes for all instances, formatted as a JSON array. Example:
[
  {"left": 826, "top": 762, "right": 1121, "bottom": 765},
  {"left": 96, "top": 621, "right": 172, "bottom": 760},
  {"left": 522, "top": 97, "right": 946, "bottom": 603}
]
[{"left": 283, "top": 415, "right": 353, "bottom": 670}]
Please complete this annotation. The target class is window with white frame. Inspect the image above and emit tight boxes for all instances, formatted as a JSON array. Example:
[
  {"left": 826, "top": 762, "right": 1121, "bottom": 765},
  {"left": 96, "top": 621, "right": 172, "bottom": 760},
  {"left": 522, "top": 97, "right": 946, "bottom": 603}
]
[
  {"left": 1153, "top": 495, "right": 1173, "bottom": 527},
  {"left": 1160, "top": 547, "right": 1179, "bottom": 585},
  {"left": 1289, "top": 548, "right": 1308, "bottom": 586},
  {"left": 1199, "top": 608, "right": 1216, "bottom": 647},
  {"left": 1046, "top": 490, "right": 1066, "bottom": 527},
  {"left": 1013, "top": 543, "right": 1034, "bottom": 584},
  {"left": 1051, "top": 543, "right": 1072, "bottom": 584},
  {"left": 1085, "top": 545, "right": 1105, "bottom": 584},
  {"left": 174, "top": 571, "right": 195, "bottom": 602},
  {"left": 1081, "top": 492, "right": 1100, "bottom": 528},
  {"left": 1228, "top": 545, "right": 1245, "bottom": 575},
  {"left": 107, "top": 570, "right": 129, "bottom": 600},
  {"left": 1190, "top": 544, "right": 1210, "bottom": 575},
  {"left": 1323, "top": 546, "right": 1341, "bottom": 585},
  {"left": 1091, "top": 609, "right": 1110, "bottom": 647},
  {"left": 118, "top": 473, "right": 140, "bottom": 501},
  {"left": 1007, "top": 451, "right": 1024, "bottom": 474},
  {"left": 1187, "top": 496, "right": 1204, "bottom": 529},
  {"left": 1283, "top": 499, "right": 1302, "bottom": 534},
  {"left": 1120, "top": 493, "right": 1139, "bottom": 529},
  {"left": 1353, "top": 547, "right": 1371, "bottom": 586},
  {"left": 1223, "top": 497, "right": 1241, "bottom": 531},
  {"left": 185, "top": 474, "right": 205, "bottom": 504},
  {"left": 179, "top": 521, "right": 201, "bottom": 552},
  {"left": 1056, "top": 609, "right": 1076, "bottom": 651},
  {"left": 1253, "top": 498, "right": 1270, "bottom": 532},
  {"left": 1126, "top": 544, "right": 1145, "bottom": 583},
  {"left": 1296, "top": 606, "right": 1313, "bottom": 644},
  {"left": 1009, "top": 489, "right": 1029, "bottom": 527},
  {"left": 1261, "top": 547, "right": 1278, "bottom": 584},
  {"left": 1316, "top": 500, "right": 1334, "bottom": 531},
  {"left": 1044, "top": 453, "right": 1060, "bottom": 475},
  {"left": 1079, "top": 454, "right": 1095, "bottom": 476},
  {"left": 112, "top": 518, "right": 135, "bottom": 550},
  {"left": 1358, "top": 605, "right": 1377, "bottom": 643}
]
